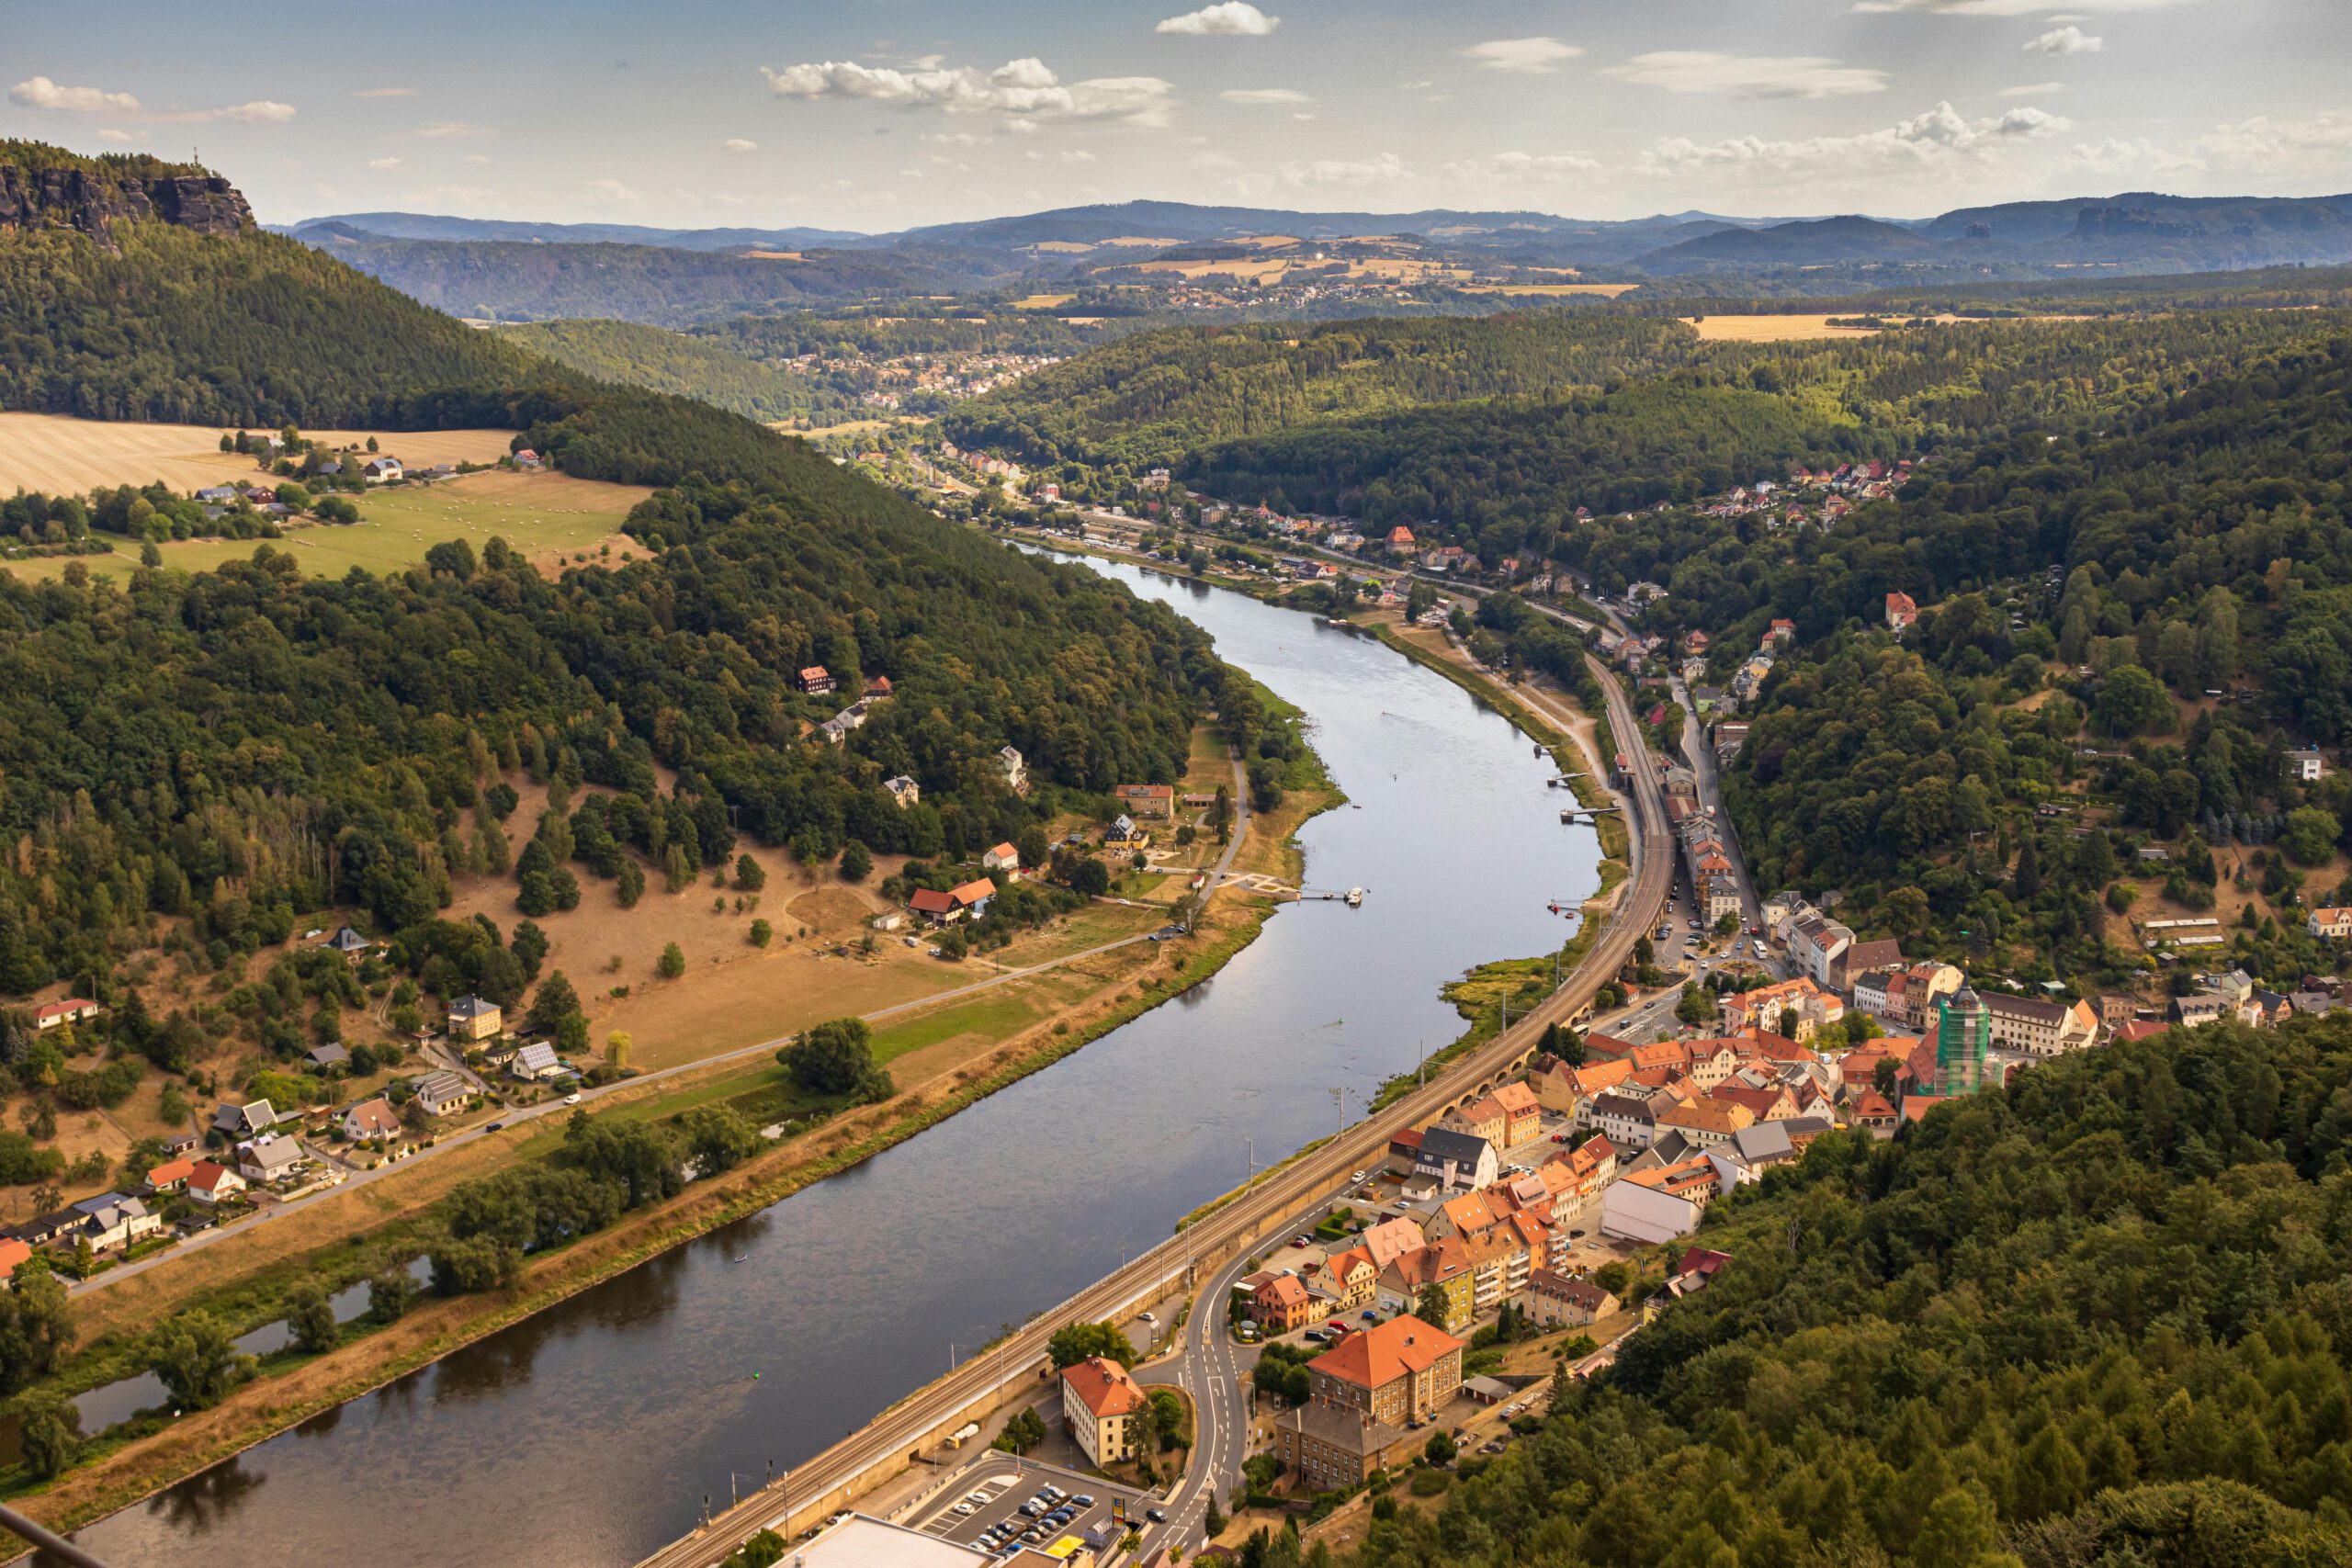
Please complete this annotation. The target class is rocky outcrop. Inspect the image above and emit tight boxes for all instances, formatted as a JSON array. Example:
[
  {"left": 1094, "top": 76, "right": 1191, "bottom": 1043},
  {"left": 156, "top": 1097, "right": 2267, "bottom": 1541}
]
[{"left": 0, "top": 164, "right": 253, "bottom": 246}]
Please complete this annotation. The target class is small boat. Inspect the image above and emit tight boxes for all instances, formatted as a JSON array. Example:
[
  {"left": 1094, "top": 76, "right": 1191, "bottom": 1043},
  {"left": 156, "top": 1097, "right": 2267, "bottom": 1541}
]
[
  {"left": 1344, "top": 886, "right": 1365, "bottom": 907},
  {"left": 733, "top": 1254, "right": 751, "bottom": 1263}
]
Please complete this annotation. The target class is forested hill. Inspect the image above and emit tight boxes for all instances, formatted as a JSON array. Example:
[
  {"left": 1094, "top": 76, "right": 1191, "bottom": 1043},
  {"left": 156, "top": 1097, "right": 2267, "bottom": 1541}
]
[
  {"left": 0, "top": 144, "right": 1217, "bottom": 995},
  {"left": 1312, "top": 1014, "right": 2352, "bottom": 1568}
]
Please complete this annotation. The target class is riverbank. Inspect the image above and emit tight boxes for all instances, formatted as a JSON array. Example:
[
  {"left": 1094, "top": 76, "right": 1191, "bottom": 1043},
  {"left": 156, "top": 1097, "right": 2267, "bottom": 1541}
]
[{"left": 8, "top": 780, "right": 1341, "bottom": 1550}]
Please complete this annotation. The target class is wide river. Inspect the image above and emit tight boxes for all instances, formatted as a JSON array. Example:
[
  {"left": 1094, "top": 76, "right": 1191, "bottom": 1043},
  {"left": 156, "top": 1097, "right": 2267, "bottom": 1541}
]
[{"left": 62, "top": 556, "right": 1600, "bottom": 1567}]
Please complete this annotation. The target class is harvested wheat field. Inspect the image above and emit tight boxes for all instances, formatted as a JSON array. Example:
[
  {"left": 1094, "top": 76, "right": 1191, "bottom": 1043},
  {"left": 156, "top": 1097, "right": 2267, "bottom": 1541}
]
[
  {"left": 1681, "top": 314, "right": 1886, "bottom": 341},
  {"left": 0, "top": 412, "right": 516, "bottom": 495}
]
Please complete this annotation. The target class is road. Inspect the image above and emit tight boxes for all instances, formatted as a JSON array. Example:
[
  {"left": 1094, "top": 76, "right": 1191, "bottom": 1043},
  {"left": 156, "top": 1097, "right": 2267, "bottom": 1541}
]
[
  {"left": 1666, "top": 671, "right": 1762, "bottom": 931},
  {"left": 635, "top": 657, "right": 1673, "bottom": 1568},
  {"left": 75, "top": 755, "right": 1254, "bottom": 1302}
]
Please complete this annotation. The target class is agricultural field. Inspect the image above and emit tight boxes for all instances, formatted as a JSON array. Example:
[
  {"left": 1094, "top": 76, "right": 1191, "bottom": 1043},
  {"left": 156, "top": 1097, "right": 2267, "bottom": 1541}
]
[
  {"left": 1464, "top": 282, "right": 1641, "bottom": 298},
  {"left": 1679, "top": 313, "right": 1888, "bottom": 341},
  {"left": 0, "top": 412, "right": 514, "bottom": 495},
  {"left": 2, "top": 468, "right": 652, "bottom": 583}
]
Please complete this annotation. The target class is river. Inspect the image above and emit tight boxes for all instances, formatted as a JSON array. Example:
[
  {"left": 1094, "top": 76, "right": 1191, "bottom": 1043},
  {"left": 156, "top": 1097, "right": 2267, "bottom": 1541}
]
[{"left": 60, "top": 557, "right": 1600, "bottom": 1568}]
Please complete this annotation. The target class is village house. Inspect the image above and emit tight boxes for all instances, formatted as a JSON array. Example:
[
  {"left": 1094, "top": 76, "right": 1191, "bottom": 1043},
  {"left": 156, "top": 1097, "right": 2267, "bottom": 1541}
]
[
  {"left": 1312, "top": 1246, "right": 1380, "bottom": 1311},
  {"left": 72, "top": 1194, "right": 162, "bottom": 1253},
  {"left": 1826, "top": 937, "right": 1903, "bottom": 994},
  {"left": 1520, "top": 1269, "right": 1617, "bottom": 1329},
  {"left": 447, "top": 995, "right": 503, "bottom": 1042},
  {"left": 981, "top": 841, "right": 1023, "bottom": 878},
  {"left": 1060, "top": 1357, "right": 1149, "bottom": 1466},
  {"left": 212, "top": 1100, "right": 277, "bottom": 1139},
  {"left": 510, "top": 1042, "right": 568, "bottom": 1082},
  {"left": 1983, "top": 992, "right": 2099, "bottom": 1055},
  {"left": 2309, "top": 908, "right": 2352, "bottom": 941},
  {"left": 1103, "top": 815, "right": 1150, "bottom": 852},
  {"left": 1114, "top": 784, "right": 1177, "bottom": 821},
  {"left": 145, "top": 1157, "right": 196, "bottom": 1195},
  {"left": 326, "top": 925, "right": 373, "bottom": 964},
  {"left": 1853, "top": 1090, "right": 1902, "bottom": 1137},
  {"left": 1885, "top": 592, "right": 1917, "bottom": 633},
  {"left": 1589, "top": 1091, "right": 1659, "bottom": 1148},
  {"left": 187, "top": 1161, "right": 247, "bottom": 1206},
  {"left": 0, "top": 1238, "right": 30, "bottom": 1282},
  {"left": 1409, "top": 1126, "right": 1497, "bottom": 1192},
  {"left": 863, "top": 674, "right": 893, "bottom": 700},
  {"left": 1374, "top": 1239, "right": 1475, "bottom": 1331},
  {"left": 31, "top": 998, "right": 98, "bottom": 1032},
  {"left": 238, "top": 1135, "right": 304, "bottom": 1185},
  {"left": 2288, "top": 748, "right": 2326, "bottom": 782},
  {"left": 362, "top": 456, "right": 403, "bottom": 483},
  {"left": 1600, "top": 1156, "right": 1723, "bottom": 1244},
  {"left": 999, "top": 746, "right": 1029, "bottom": 795},
  {"left": 1250, "top": 1271, "right": 1317, "bottom": 1334},
  {"left": 412, "top": 1070, "right": 473, "bottom": 1117},
  {"left": 885, "top": 774, "right": 922, "bottom": 809},
  {"left": 1657, "top": 1098, "right": 1754, "bottom": 1149},
  {"left": 1721, "top": 976, "right": 1843, "bottom": 1040},
  {"left": 1438, "top": 1097, "right": 1508, "bottom": 1149},
  {"left": 340, "top": 1098, "right": 401, "bottom": 1142},
  {"left": 794, "top": 666, "right": 835, "bottom": 695},
  {"left": 910, "top": 877, "right": 998, "bottom": 925}
]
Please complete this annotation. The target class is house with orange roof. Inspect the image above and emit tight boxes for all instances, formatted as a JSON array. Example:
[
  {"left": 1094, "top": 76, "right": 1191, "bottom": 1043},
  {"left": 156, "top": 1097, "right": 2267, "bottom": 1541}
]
[
  {"left": 1521, "top": 1269, "right": 1617, "bottom": 1329},
  {"left": 1427, "top": 1188, "right": 1501, "bottom": 1242},
  {"left": 980, "top": 841, "right": 1023, "bottom": 879},
  {"left": 0, "top": 1237, "right": 30, "bottom": 1283},
  {"left": 1853, "top": 1090, "right": 1902, "bottom": 1136},
  {"left": 1251, "top": 1270, "right": 1317, "bottom": 1334},
  {"left": 1374, "top": 1238, "right": 1474, "bottom": 1331},
  {"left": 1275, "top": 1314, "right": 1462, "bottom": 1489},
  {"left": 1885, "top": 592, "right": 1917, "bottom": 632},
  {"left": 1060, "top": 1356, "right": 1150, "bottom": 1464},
  {"left": 1439, "top": 1095, "right": 1509, "bottom": 1149},
  {"left": 1487, "top": 1080, "right": 1543, "bottom": 1146},
  {"left": 1532, "top": 1054, "right": 1631, "bottom": 1117},
  {"left": 1710, "top": 1082, "right": 1797, "bottom": 1123},
  {"left": 1721, "top": 976, "right": 1843, "bottom": 1042},
  {"left": 1657, "top": 1098, "right": 1754, "bottom": 1148},
  {"left": 144, "top": 1157, "right": 197, "bottom": 1195},
  {"left": 1356, "top": 1214, "right": 1426, "bottom": 1272},
  {"left": 1315, "top": 1246, "right": 1380, "bottom": 1311}
]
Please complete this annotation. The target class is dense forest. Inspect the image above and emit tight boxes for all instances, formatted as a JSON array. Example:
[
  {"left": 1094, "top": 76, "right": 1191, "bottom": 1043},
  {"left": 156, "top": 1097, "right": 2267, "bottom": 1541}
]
[
  {"left": 495, "top": 319, "right": 820, "bottom": 423},
  {"left": 944, "top": 307, "right": 2346, "bottom": 538},
  {"left": 1295, "top": 1015, "right": 2352, "bottom": 1568}
]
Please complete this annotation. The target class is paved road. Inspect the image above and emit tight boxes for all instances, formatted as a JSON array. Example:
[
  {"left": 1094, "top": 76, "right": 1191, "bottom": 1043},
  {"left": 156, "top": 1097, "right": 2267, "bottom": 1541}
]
[
  {"left": 1667, "top": 671, "right": 1762, "bottom": 931},
  {"left": 636, "top": 657, "right": 1673, "bottom": 1568},
  {"left": 74, "top": 756, "right": 1253, "bottom": 1303}
]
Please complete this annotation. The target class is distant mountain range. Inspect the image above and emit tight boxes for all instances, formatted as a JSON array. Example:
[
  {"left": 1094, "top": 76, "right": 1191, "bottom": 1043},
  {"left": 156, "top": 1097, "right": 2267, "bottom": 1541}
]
[{"left": 277, "top": 190, "right": 2352, "bottom": 321}]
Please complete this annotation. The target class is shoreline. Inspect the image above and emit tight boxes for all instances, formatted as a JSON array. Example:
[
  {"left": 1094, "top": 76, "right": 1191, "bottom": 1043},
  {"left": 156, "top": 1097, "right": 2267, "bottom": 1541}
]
[{"left": 9, "top": 579, "right": 1347, "bottom": 1551}]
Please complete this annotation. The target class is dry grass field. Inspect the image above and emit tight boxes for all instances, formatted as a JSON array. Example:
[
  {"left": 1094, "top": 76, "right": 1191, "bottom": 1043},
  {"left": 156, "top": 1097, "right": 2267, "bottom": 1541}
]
[
  {"left": 1465, "top": 282, "right": 1640, "bottom": 298},
  {"left": 1681, "top": 313, "right": 1887, "bottom": 341},
  {"left": 0, "top": 412, "right": 516, "bottom": 495},
  {"left": 2, "top": 468, "right": 651, "bottom": 584}
]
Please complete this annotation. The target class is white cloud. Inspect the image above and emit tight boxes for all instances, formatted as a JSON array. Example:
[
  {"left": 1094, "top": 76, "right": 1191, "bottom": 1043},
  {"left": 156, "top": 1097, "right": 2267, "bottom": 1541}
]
[
  {"left": 353, "top": 86, "right": 418, "bottom": 99},
  {"left": 415, "top": 121, "right": 492, "bottom": 139},
  {"left": 1999, "top": 81, "right": 2065, "bottom": 96},
  {"left": 95, "top": 128, "right": 142, "bottom": 144},
  {"left": 9, "top": 76, "right": 139, "bottom": 113},
  {"left": 723, "top": 137, "right": 758, "bottom": 153},
  {"left": 2024, "top": 25, "right": 2102, "bottom": 53},
  {"left": 582, "top": 178, "right": 638, "bottom": 203},
  {"left": 216, "top": 100, "right": 296, "bottom": 123},
  {"left": 1854, "top": 0, "right": 2177, "bottom": 12},
  {"left": 1440, "top": 150, "right": 1603, "bottom": 187},
  {"left": 461, "top": 152, "right": 492, "bottom": 165},
  {"left": 2064, "top": 135, "right": 2201, "bottom": 174},
  {"left": 2194, "top": 109, "right": 2352, "bottom": 171},
  {"left": 1221, "top": 87, "right": 1314, "bottom": 105},
  {"left": 763, "top": 57, "right": 1173, "bottom": 127},
  {"left": 368, "top": 156, "right": 403, "bottom": 172},
  {"left": 1279, "top": 152, "right": 1407, "bottom": 186},
  {"left": 1645, "top": 100, "right": 2068, "bottom": 175},
  {"left": 1602, "top": 51, "right": 1888, "bottom": 98},
  {"left": 1464, "top": 38, "right": 1582, "bottom": 74},
  {"left": 922, "top": 130, "right": 990, "bottom": 146},
  {"left": 1061, "top": 149, "right": 1097, "bottom": 163},
  {"left": 1156, "top": 2, "right": 1279, "bottom": 36},
  {"left": 1398, "top": 80, "right": 1433, "bottom": 90}
]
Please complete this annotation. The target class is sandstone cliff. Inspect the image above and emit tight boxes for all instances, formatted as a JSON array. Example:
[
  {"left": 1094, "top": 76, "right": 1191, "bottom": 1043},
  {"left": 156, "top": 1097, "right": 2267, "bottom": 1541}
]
[{"left": 0, "top": 163, "right": 253, "bottom": 245}]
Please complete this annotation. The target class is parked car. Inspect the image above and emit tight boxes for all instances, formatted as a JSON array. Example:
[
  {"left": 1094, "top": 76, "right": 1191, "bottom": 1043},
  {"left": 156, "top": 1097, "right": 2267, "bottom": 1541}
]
[
  {"left": 1147, "top": 1508, "right": 1169, "bottom": 1524},
  {"left": 1361, "top": 1309, "right": 1378, "bottom": 1321}
]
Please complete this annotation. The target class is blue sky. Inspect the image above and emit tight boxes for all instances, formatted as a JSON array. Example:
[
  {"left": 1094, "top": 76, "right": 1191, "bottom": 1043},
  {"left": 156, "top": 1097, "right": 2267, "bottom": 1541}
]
[{"left": 6, "top": 0, "right": 2346, "bottom": 231}]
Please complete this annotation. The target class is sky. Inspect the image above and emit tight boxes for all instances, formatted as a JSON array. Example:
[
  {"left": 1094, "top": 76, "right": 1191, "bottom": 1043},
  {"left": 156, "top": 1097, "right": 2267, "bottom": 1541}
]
[{"left": 6, "top": 0, "right": 2348, "bottom": 232}]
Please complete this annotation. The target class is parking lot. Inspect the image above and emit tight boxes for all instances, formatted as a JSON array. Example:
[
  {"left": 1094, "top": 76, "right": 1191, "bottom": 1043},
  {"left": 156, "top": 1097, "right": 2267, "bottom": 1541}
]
[{"left": 906, "top": 1456, "right": 1154, "bottom": 1557}]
